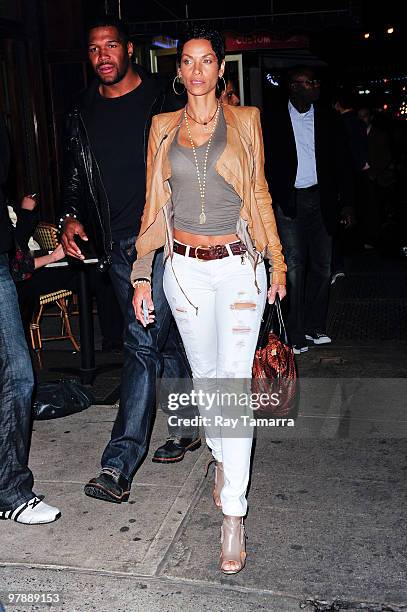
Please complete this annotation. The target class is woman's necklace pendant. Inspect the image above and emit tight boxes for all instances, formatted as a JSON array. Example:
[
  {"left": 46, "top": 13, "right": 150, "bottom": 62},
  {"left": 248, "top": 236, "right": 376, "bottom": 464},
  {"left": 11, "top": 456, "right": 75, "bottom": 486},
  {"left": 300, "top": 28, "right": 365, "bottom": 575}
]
[
  {"left": 199, "top": 211, "right": 206, "bottom": 224},
  {"left": 203, "top": 123, "right": 209, "bottom": 133}
]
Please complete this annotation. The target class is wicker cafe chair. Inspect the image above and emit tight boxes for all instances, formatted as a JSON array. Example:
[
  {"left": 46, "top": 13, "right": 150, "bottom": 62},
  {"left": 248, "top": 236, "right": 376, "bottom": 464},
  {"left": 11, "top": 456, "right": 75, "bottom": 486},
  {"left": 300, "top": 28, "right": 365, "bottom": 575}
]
[{"left": 29, "top": 222, "right": 80, "bottom": 354}]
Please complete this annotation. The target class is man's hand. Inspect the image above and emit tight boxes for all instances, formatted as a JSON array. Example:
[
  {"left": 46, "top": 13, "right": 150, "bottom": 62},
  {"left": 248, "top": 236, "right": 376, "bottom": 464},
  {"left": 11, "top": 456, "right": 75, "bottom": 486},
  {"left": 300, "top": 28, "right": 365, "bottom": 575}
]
[{"left": 60, "top": 218, "right": 88, "bottom": 260}]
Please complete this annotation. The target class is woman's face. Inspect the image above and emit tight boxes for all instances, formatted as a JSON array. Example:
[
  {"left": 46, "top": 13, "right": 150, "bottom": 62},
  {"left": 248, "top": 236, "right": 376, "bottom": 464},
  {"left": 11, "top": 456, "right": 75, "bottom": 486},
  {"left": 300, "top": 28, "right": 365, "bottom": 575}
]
[{"left": 179, "top": 38, "right": 224, "bottom": 97}]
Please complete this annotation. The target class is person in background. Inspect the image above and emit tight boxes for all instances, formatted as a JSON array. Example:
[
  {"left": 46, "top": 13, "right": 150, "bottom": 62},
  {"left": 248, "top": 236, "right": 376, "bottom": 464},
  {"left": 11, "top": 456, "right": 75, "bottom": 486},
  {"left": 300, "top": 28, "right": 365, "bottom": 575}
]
[
  {"left": 132, "top": 27, "right": 286, "bottom": 575},
  {"left": 331, "top": 90, "right": 364, "bottom": 282},
  {"left": 9, "top": 194, "right": 123, "bottom": 355},
  {"left": 8, "top": 194, "right": 72, "bottom": 343},
  {"left": 220, "top": 76, "right": 240, "bottom": 106},
  {"left": 264, "top": 66, "right": 353, "bottom": 354},
  {"left": 358, "top": 106, "right": 397, "bottom": 245},
  {"left": 9, "top": 194, "right": 65, "bottom": 278},
  {"left": 334, "top": 91, "right": 369, "bottom": 174},
  {"left": 0, "top": 114, "right": 60, "bottom": 525}
]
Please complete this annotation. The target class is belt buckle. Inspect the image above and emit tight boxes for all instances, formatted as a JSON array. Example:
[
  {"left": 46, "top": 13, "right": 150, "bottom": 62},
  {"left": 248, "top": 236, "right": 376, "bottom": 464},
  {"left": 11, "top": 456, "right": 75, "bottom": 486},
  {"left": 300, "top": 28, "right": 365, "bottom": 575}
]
[{"left": 195, "top": 244, "right": 211, "bottom": 261}]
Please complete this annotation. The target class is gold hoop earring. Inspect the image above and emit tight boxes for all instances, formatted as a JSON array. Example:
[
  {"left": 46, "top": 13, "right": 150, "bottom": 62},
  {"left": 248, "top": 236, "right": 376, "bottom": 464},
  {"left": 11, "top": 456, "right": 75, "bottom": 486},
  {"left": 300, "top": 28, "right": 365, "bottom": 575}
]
[
  {"left": 173, "top": 75, "right": 186, "bottom": 96},
  {"left": 217, "top": 75, "right": 226, "bottom": 93}
]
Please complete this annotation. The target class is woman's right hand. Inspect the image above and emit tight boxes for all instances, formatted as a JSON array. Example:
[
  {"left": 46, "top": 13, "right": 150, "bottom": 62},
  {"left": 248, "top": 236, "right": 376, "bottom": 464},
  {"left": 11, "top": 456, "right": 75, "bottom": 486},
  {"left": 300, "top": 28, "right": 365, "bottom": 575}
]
[
  {"left": 50, "top": 243, "right": 65, "bottom": 263},
  {"left": 132, "top": 283, "right": 155, "bottom": 327}
]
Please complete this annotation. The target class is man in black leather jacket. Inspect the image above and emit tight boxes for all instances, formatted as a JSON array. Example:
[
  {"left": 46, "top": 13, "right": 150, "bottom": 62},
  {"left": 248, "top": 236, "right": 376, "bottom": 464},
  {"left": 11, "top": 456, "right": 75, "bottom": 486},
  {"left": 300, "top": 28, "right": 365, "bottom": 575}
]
[{"left": 60, "top": 16, "right": 199, "bottom": 505}]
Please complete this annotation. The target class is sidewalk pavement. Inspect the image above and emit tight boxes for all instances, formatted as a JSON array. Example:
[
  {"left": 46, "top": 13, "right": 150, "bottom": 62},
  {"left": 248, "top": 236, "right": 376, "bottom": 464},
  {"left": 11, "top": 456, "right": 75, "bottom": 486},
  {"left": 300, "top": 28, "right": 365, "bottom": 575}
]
[{"left": 1, "top": 252, "right": 407, "bottom": 612}]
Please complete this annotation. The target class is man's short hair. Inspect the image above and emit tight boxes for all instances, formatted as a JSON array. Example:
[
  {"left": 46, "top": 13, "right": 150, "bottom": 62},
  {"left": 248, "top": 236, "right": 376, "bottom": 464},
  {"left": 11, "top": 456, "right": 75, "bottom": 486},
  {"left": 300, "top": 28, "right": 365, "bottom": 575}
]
[
  {"left": 286, "top": 65, "right": 316, "bottom": 85},
  {"left": 86, "top": 15, "right": 130, "bottom": 46}
]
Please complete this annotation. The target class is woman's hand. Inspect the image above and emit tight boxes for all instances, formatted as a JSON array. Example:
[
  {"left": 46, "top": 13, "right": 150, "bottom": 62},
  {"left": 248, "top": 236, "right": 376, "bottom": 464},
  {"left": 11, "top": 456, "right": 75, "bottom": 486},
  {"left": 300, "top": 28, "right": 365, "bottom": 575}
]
[
  {"left": 267, "top": 283, "right": 286, "bottom": 304},
  {"left": 21, "top": 195, "right": 37, "bottom": 210},
  {"left": 50, "top": 243, "right": 65, "bottom": 263},
  {"left": 132, "top": 283, "right": 156, "bottom": 327},
  {"left": 34, "top": 244, "right": 66, "bottom": 270}
]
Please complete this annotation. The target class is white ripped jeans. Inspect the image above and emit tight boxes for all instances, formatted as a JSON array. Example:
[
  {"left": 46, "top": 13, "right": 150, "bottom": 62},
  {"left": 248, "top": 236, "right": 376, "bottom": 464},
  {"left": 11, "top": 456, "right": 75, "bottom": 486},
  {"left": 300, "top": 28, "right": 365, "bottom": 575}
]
[{"left": 163, "top": 247, "right": 267, "bottom": 516}]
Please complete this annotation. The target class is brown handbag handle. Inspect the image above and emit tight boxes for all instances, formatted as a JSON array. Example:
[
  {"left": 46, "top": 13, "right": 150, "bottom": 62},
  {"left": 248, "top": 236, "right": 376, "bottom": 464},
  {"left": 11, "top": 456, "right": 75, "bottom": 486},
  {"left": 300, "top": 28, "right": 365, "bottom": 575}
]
[{"left": 257, "top": 295, "right": 289, "bottom": 348}]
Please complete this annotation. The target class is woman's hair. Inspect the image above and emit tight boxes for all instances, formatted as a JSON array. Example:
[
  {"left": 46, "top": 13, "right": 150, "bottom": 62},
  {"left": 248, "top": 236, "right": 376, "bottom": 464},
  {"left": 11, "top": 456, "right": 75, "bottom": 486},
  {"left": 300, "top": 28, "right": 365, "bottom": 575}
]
[{"left": 176, "top": 26, "right": 225, "bottom": 67}]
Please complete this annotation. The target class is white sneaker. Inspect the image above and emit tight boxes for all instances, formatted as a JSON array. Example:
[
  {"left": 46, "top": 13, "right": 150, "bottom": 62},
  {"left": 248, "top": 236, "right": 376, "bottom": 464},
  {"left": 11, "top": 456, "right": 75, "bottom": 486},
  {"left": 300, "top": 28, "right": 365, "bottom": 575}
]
[
  {"left": 292, "top": 345, "right": 309, "bottom": 354},
  {"left": 305, "top": 332, "right": 332, "bottom": 345},
  {"left": 0, "top": 496, "right": 61, "bottom": 524}
]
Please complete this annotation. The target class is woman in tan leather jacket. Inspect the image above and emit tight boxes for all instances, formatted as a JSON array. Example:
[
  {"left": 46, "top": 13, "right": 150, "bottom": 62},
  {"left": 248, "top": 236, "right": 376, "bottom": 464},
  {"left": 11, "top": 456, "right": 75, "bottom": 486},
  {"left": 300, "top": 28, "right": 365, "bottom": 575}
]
[{"left": 132, "top": 26, "right": 286, "bottom": 575}]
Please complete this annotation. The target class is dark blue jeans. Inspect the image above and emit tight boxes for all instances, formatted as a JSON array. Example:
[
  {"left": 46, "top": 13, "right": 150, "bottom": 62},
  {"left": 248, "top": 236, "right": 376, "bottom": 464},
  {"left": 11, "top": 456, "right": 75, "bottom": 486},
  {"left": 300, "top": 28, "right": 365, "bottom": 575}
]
[
  {"left": 103, "top": 236, "right": 198, "bottom": 483},
  {"left": 276, "top": 189, "right": 332, "bottom": 346},
  {"left": 0, "top": 254, "right": 35, "bottom": 511}
]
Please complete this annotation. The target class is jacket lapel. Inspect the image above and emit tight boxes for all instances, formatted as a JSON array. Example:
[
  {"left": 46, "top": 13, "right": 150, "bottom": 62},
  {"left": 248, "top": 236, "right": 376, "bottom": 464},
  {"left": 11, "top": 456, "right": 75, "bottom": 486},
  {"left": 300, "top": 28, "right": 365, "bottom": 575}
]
[
  {"left": 216, "top": 105, "right": 248, "bottom": 201},
  {"left": 157, "top": 109, "right": 183, "bottom": 182}
]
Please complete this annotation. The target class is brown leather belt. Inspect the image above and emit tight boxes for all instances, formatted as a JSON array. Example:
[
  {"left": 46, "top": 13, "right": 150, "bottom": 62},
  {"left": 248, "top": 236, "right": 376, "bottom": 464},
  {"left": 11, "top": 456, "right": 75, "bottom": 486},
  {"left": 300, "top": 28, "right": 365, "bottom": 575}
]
[{"left": 173, "top": 240, "right": 247, "bottom": 261}]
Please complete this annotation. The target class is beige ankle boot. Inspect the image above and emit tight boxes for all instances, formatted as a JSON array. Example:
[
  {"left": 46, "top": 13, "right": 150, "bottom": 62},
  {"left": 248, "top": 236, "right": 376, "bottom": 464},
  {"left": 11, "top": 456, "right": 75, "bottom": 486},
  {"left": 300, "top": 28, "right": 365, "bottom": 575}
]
[{"left": 220, "top": 515, "right": 246, "bottom": 575}]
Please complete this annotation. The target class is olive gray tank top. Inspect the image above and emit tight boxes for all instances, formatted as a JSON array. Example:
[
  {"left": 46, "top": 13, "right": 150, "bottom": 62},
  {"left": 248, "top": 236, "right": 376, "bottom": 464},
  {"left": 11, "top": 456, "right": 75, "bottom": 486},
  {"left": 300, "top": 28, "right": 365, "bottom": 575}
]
[{"left": 169, "top": 109, "right": 241, "bottom": 235}]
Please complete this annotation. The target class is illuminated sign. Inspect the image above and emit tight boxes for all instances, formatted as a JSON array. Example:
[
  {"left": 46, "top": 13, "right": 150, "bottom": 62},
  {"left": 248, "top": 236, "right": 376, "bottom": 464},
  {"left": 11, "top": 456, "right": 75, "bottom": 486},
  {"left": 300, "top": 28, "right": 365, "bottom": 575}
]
[{"left": 224, "top": 31, "right": 309, "bottom": 51}]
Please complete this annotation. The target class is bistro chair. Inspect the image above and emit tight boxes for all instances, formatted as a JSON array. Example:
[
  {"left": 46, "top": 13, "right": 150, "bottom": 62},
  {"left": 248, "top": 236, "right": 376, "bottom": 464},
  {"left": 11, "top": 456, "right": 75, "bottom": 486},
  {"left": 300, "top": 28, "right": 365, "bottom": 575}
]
[{"left": 29, "top": 222, "right": 80, "bottom": 356}]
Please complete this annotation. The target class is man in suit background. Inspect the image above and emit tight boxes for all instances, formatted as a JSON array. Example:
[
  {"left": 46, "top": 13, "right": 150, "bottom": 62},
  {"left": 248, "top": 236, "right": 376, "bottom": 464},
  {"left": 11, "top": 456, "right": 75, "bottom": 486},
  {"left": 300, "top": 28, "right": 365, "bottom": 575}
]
[{"left": 264, "top": 66, "right": 353, "bottom": 354}]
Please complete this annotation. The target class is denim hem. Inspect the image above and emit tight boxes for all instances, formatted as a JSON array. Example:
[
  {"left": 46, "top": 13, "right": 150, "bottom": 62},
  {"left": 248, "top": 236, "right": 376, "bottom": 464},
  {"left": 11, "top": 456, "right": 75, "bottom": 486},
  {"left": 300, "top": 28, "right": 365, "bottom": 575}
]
[{"left": 0, "top": 489, "right": 36, "bottom": 513}]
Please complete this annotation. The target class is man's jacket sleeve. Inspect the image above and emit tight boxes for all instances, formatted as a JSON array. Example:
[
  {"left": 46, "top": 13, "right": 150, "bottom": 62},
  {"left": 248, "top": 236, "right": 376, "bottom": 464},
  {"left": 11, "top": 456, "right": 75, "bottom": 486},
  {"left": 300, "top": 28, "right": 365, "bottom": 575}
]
[{"left": 59, "top": 111, "right": 85, "bottom": 222}]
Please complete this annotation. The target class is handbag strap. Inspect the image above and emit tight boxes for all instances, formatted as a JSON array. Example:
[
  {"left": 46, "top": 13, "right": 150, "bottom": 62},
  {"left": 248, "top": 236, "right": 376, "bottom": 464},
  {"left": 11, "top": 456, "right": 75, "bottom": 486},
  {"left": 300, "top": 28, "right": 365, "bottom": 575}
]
[{"left": 258, "top": 295, "right": 289, "bottom": 347}]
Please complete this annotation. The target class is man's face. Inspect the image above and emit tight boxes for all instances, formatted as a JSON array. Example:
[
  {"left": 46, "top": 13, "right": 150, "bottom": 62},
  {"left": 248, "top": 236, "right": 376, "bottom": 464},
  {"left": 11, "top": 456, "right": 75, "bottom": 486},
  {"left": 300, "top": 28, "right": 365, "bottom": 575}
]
[
  {"left": 289, "top": 71, "right": 321, "bottom": 104},
  {"left": 88, "top": 26, "right": 132, "bottom": 85},
  {"left": 358, "top": 108, "right": 371, "bottom": 126},
  {"left": 221, "top": 80, "right": 240, "bottom": 106}
]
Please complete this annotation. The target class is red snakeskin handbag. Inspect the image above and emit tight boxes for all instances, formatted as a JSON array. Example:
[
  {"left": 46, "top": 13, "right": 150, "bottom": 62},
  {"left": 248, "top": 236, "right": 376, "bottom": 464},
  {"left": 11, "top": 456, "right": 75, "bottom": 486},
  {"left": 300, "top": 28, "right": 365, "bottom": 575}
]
[{"left": 252, "top": 295, "right": 297, "bottom": 417}]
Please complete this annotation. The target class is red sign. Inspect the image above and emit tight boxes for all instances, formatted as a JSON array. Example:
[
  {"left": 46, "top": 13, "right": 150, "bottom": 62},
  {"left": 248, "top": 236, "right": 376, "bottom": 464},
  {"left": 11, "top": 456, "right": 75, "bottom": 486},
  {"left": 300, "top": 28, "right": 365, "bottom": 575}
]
[{"left": 224, "top": 31, "right": 309, "bottom": 51}]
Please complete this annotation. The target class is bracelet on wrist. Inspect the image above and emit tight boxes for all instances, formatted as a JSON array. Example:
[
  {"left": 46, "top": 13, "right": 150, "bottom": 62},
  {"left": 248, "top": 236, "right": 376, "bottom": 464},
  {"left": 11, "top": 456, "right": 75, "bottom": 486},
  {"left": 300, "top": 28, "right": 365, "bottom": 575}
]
[
  {"left": 57, "top": 213, "right": 77, "bottom": 231},
  {"left": 133, "top": 278, "right": 151, "bottom": 287}
]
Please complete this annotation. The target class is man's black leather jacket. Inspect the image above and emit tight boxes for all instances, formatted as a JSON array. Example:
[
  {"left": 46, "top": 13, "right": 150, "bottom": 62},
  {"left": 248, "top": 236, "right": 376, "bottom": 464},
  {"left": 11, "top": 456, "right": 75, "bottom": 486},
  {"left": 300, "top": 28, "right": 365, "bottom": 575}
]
[{"left": 60, "top": 65, "right": 182, "bottom": 271}]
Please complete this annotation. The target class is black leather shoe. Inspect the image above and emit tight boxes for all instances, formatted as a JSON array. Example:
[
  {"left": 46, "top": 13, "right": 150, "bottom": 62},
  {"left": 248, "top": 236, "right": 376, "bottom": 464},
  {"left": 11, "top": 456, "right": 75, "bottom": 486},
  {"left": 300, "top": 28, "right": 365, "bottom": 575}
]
[
  {"left": 152, "top": 437, "right": 201, "bottom": 463},
  {"left": 84, "top": 470, "right": 130, "bottom": 503}
]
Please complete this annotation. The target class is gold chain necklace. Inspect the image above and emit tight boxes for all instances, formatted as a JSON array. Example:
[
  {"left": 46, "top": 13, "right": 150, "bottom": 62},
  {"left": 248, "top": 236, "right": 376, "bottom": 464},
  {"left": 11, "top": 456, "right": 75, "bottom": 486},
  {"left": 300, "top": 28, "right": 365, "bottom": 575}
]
[
  {"left": 184, "top": 102, "right": 220, "bottom": 225},
  {"left": 185, "top": 105, "right": 219, "bottom": 133}
]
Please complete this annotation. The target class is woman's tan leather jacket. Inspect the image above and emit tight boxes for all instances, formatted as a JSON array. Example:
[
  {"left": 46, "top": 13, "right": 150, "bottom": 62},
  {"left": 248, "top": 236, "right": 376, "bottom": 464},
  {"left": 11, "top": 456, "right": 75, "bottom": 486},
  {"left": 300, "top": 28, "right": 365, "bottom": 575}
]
[{"left": 131, "top": 104, "right": 286, "bottom": 287}]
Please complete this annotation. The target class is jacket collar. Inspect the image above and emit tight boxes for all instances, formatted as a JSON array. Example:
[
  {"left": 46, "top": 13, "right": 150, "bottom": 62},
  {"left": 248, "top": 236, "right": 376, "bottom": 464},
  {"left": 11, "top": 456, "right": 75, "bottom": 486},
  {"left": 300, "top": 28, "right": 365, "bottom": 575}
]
[{"left": 221, "top": 103, "right": 240, "bottom": 129}]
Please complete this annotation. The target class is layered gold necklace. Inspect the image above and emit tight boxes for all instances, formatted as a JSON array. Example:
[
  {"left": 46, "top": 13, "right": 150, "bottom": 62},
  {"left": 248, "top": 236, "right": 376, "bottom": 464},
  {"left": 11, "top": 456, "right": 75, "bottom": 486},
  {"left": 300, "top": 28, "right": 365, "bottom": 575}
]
[{"left": 184, "top": 102, "right": 221, "bottom": 225}]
